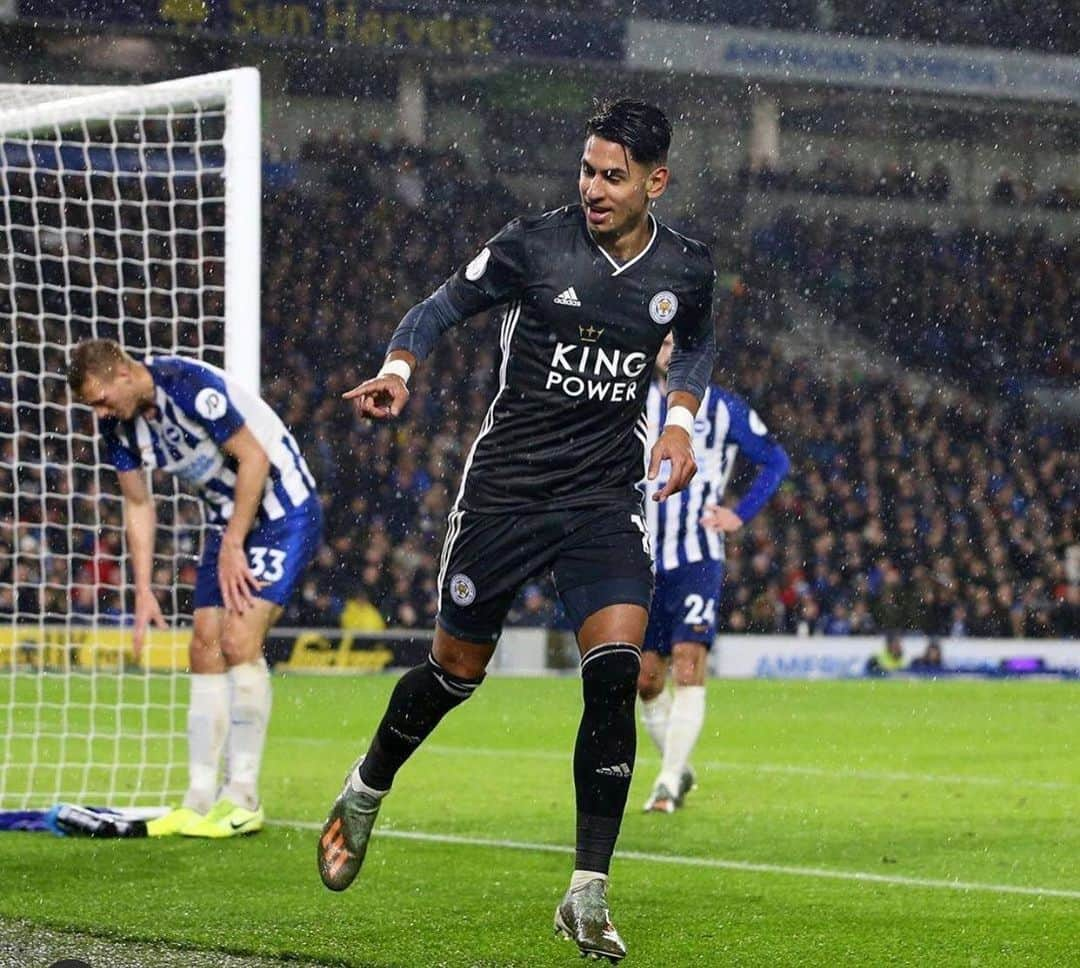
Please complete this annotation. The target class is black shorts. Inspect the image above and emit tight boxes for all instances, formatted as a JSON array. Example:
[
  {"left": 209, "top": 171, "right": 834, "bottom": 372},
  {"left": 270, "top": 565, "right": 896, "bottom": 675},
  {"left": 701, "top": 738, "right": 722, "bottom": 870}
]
[{"left": 437, "top": 505, "right": 654, "bottom": 645}]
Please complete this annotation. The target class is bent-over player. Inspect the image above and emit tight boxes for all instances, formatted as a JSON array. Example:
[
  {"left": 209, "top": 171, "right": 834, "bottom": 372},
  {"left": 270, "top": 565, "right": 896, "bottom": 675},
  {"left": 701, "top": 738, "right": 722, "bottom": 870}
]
[{"left": 68, "top": 339, "right": 322, "bottom": 838}]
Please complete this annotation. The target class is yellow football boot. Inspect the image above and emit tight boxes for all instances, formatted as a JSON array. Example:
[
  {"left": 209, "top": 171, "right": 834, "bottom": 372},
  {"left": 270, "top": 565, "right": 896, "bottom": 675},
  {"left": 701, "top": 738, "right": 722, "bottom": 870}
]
[
  {"left": 146, "top": 806, "right": 204, "bottom": 838},
  {"left": 180, "top": 798, "right": 264, "bottom": 838}
]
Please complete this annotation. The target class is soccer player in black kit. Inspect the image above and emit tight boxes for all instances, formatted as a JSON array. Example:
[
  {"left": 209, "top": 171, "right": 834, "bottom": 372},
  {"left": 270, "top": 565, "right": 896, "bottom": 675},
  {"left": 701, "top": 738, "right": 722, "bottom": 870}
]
[{"left": 318, "top": 99, "right": 715, "bottom": 962}]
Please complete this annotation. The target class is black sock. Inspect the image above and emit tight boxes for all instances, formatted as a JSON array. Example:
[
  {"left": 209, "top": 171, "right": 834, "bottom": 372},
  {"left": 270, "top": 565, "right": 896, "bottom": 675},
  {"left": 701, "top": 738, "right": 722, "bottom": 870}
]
[
  {"left": 573, "top": 643, "right": 640, "bottom": 874},
  {"left": 359, "top": 653, "right": 483, "bottom": 791}
]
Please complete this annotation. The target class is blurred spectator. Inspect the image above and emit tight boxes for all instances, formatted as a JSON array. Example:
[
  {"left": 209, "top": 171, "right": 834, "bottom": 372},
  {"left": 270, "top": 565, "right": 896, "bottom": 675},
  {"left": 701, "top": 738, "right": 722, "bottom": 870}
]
[
  {"left": 820, "top": 601, "right": 853, "bottom": 636},
  {"left": 507, "top": 583, "right": 558, "bottom": 627},
  {"left": 865, "top": 631, "right": 906, "bottom": 675},
  {"left": 909, "top": 637, "right": 944, "bottom": 672},
  {"left": 290, "top": 578, "right": 343, "bottom": 628},
  {"left": 991, "top": 170, "right": 1018, "bottom": 206},
  {"left": 924, "top": 162, "right": 951, "bottom": 203},
  {"left": 340, "top": 589, "right": 386, "bottom": 633},
  {"left": 849, "top": 600, "right": 878, "bottom": 634}
]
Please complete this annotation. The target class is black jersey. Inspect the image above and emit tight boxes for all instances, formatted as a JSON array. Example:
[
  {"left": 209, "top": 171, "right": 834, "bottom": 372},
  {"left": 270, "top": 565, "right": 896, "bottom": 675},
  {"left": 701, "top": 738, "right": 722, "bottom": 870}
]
[{"left": 421, "top": 205, "right": 713, "bottom": 513}]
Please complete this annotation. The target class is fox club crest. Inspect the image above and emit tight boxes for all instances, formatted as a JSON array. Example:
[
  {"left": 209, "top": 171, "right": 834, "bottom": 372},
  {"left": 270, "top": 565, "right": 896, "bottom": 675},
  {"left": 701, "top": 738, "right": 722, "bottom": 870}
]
[
  {"left": 450, "top": 573, "right": 477, "bottom": 606},
  {"left": 648, "top": 290, "right": 678, "bottom": 325}
]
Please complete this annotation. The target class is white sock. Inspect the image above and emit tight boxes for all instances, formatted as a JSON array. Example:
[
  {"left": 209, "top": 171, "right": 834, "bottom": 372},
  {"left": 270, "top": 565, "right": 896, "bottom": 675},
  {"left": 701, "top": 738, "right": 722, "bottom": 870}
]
[
  {"left": 570, "top": 870, "right": 608, "bottom": 892},
  {"left": 657, "top": 685, "right": 706, "bottom": 794},
  {"left": 349, "top": 765, "right": 389, "bottom": 799},
  {"left": 220, "top": 659, "right": 272, "bottom": 811},
  {"left": 184, "top": 673, "right": 229, "bottom": 814},
  {"left": 639, "top": 688, "right": 672, "bottom": 755}
]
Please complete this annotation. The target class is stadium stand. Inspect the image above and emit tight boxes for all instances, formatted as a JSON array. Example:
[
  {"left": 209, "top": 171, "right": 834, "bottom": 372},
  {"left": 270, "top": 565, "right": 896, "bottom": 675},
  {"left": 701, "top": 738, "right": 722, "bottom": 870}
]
[
  {"left": 825, "top": 0, "right": 1078, "bottom": 56},
  {"left": 739, "top": 156, "right": 1078, "bottom": 212},
  {"left": 751, "top": 213, "right": 1078, "bottom": 388},
  {"left": 261, "top": 138, "right": 1076, "bottom": 640},
  {"left": 738, "top": 154, "right": 955, "bottom": 203},
  {"left": 1, "top": 134, "right": 1075, "bottom": 642}
]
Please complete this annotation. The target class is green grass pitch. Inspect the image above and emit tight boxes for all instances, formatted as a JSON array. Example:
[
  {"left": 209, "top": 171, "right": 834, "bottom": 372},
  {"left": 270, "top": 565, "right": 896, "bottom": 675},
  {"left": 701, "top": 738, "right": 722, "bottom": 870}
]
[{"left": 1, "top": 675, "right": 1077, "bottom": 966}]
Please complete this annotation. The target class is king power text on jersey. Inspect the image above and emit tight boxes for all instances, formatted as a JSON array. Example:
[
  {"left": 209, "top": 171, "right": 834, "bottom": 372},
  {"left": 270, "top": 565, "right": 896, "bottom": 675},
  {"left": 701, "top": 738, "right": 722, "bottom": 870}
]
[{"left": 545, "top": 341, "right": 648, "bottom": 402}]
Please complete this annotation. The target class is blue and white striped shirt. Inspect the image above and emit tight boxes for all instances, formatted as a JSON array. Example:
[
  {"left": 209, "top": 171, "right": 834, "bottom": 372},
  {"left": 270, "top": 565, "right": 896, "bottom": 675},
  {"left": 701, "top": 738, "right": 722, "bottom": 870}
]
[
  {"left": 643, "top": 382, "right": 789, "bottom": 573},
  {"left": 102, "top": 356, "right": 317, "bottom": 527}
]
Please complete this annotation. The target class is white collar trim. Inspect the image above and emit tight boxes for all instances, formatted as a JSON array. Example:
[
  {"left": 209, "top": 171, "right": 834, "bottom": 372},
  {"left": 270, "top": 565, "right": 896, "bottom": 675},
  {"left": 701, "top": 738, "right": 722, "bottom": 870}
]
[{"left": 591, "top": 213, "right": 658, "bottom": 276}]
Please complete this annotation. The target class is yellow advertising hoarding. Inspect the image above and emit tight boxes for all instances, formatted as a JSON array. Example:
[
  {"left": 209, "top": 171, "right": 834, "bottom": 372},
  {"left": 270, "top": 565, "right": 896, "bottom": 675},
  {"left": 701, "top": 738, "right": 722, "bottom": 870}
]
[
  {"left": 0, "top": 624, "right": 400, "bottom": 674},
  {"left": 0, "top": 623, "right": 188, "bottom": 672}
]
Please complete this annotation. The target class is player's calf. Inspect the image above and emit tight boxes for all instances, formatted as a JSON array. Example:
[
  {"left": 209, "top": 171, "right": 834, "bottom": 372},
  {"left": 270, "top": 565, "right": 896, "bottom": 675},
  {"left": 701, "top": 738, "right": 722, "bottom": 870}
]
[
  {"left": 574, "top": 643, "right": 640, "bottom": 871},
  {"left": 361, "top": 652, "right": 485, "bottom": 790}
]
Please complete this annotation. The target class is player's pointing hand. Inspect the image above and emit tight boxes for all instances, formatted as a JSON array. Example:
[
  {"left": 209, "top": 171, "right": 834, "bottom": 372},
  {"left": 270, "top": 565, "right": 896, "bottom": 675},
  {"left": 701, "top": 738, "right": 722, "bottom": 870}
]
[
  {"left": 343, "top": 374, "right": 410, "bottom": 420},
  {"left": 648, "top": 427, "right": 697, "bottom": 502}
]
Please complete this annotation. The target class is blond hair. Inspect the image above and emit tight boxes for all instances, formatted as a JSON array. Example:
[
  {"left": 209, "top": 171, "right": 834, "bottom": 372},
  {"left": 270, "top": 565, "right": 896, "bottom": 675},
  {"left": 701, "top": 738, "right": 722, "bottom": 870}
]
[{"left": 67, "top": 339, "right": 133, "bottom": 396}]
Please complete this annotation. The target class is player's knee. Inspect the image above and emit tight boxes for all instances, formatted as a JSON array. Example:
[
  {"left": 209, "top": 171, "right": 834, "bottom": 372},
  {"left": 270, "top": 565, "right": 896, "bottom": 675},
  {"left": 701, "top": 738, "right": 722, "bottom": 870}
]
[
  {"left": 582, "top": 643, "right": 640, "bottom": 710},
  {"left": 431, "top": 630, "right": 493, "bottom": 680},
  {"left": 671, "top": 660, "right": 701, "bottom": 687},
  {"left": 220, "top": 626, "right": 261, "bottom": 667},
  {"left": 188, "top": 630, "right": 222, "bottom": 672},
  {"left": 637, "top": 667, "right": 664, "bottom": 701},
  {"left": 636, "top": 651, "right": 666, "bottom": 699},
  {"left": 218, "top": 603, "right": 278, "bottom": 666},
  {"left": 425, "top": 651, "right": 485, "bottom": 702},
  {"left": 671, "top": 644, "right": 707, "bottom": 687}
]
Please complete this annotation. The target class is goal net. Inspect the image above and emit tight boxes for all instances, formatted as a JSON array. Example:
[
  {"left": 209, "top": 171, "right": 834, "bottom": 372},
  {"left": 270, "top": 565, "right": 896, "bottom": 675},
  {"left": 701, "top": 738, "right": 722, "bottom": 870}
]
[{"left": 0, "top": 69, "right": 260, "bottom": 809}]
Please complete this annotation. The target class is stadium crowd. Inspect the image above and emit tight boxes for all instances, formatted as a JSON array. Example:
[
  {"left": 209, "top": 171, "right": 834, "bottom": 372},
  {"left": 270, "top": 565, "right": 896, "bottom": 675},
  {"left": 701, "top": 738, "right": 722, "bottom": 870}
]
[
  {"left": 751, "top": 212, "right": 1078, "bottom": 388},
  {"left": 739, "top": 153, "right": 954, "bottom": 203},
  {"left": 254, "top": 146, "right": 1076, "bottom": 640},
  {"left": 1, "top": 138, "right": 1076, "bottom": 641},
  {"left": 739, "top": 154, "right": 1079, "bottom": 212},
  {"left": 713, "top": 335, "right": 1078, "bottom": 639}
]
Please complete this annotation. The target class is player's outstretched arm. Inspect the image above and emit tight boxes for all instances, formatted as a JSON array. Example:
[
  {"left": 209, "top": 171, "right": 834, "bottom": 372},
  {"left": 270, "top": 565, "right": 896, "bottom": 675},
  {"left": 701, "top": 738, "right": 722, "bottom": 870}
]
[
  {"left": 117, "top": 469, "right": 167, "bottom": 659},
  {"left": 345, "top": 222, "right": 526, "bottom": 422},
  {"left": 219, "top": 426, "right": 272, "bottom": 614},
  {"left": 647, "top": 389, "right": 701, "bottom": 502},
  {"left": 343, "top": 350, "right": 415, "bottom": 421}
]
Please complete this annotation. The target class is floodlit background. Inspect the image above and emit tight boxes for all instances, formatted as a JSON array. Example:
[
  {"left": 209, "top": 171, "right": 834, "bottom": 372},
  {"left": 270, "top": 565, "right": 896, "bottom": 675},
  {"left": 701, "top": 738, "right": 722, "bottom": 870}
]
[{"left": 0, "top": 3, "right": 1077, "bottom": 966}]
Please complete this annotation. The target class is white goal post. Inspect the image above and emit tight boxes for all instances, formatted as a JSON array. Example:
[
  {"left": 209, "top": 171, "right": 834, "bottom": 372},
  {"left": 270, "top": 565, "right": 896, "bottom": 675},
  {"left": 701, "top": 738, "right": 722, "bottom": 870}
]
[{"left": 0, "top": 69, "right": 261, "bottom": 809}]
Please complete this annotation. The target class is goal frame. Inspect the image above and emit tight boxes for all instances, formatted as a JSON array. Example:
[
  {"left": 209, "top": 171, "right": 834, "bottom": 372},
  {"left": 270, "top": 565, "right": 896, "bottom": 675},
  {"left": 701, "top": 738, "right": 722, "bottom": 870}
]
[
  {"left": 0, "top": 68, "right": 261, "bottom": 809},
  {"left": 0, "top": 67, "right": 261, "bottom": 390}
]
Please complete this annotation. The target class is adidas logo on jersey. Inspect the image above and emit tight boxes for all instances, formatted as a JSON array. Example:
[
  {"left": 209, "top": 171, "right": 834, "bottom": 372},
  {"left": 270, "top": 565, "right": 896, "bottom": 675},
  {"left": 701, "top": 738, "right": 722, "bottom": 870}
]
[
  {"left": 595, "top": 762, "right": 632, "bottom": 778},
  {"left": 553, "top": 286, "right": 581, "bottom": 307}
]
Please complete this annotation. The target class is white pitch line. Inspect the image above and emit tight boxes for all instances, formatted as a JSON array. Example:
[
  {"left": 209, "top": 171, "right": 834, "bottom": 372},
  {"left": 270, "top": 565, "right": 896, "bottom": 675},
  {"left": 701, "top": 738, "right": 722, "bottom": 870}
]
[
  {"left": 278, "top": 738, "right": 1077, "bottom": 791},
  {"left": 423, "top": 745, "right": 1078, "bottom": 791},
  {"left": 278, "top": 820, "right": 1080, "bottom": 900}
]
